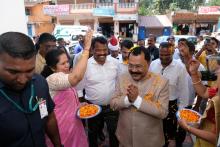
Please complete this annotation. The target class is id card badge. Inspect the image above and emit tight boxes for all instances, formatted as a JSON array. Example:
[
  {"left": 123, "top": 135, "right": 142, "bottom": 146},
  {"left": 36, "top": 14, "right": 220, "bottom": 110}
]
[{"left": 39, "top": 100, "right": 48, "bottom": 119}]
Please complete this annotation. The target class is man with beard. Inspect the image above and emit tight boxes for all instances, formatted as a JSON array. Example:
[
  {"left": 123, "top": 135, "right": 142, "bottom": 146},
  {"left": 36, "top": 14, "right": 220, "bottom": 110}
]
[
  {"left": 118, "top": 39, "right": 134, "bottom": 74},
  {"left": 0, "top": 32, "right": 62, "bottom": 147},
  {"left": 150, "top": 42, "right": 189, "bottom": 147},
  {"left": 110, "top": 46, "right": 169, "bottom": 147},
  {"left": 35, "top": 33, "right": 56, "bottom": 74},
  {"left": 76, "top": 36, "right": 119, "bottom": 147},
  {"left": 147, "top": 34, "right": 159, "bottom": 61},
  {"left": 74, "top": 34, "right": 85, "bottom": 54}
]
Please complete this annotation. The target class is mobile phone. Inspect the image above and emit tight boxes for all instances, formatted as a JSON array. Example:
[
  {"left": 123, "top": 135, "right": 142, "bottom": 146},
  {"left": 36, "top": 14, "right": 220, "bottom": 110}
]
[{"left": 200, "top": 70, "right": 217, "bottom": 81}]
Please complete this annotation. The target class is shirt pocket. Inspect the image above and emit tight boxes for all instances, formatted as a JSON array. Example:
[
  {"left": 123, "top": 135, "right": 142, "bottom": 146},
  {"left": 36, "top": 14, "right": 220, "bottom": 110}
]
[
  {"left": 105, "top": 65, "right": 118, "bottom": 81},
  {"left": 165, "top": 74, "right": 177, "bottom": 87}
]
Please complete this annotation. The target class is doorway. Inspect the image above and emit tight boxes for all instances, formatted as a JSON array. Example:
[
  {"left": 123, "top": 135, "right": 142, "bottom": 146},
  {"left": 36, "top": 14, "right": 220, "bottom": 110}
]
[{"left": 99, "top": 23, "right": 114, "bottom": 38}]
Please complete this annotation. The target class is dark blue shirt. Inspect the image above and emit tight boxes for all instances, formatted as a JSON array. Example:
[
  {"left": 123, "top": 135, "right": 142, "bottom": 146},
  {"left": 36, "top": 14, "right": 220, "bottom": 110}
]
[
  {"left": 0, "top": 74, "right": 54, "bottom": 147},
  {"left": 74, "top": 43, "right": 83, "bottom": 54}
]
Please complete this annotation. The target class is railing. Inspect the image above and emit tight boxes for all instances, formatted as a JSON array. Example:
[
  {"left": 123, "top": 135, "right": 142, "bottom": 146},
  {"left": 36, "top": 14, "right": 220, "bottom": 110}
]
[
  {"left": 96, "top": 3, "right": 113, "bottom": 8},
  {"left": 118, "top": 2, "right": 137, "bottom": 8},
  {"left": 71, "top": 2, "right": 137, "bottom": 10},
  {"left": 71, "top": 3, "right": 114, "bottom": 10},
  {"left": 24, "top": 0, "right": 51, "bottom": 3},
  {"left": 72, "top": 3, "right": 94, "bottom": 9}
]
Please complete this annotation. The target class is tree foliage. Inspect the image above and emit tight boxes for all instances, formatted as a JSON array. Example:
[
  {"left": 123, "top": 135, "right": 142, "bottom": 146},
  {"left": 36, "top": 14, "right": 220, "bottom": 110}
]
[
  {"left": 138, "top": 0, "right": 205, "bottom": 15},
  {"left": 207, "top": 0, "right": 220, "bottom": 6}
]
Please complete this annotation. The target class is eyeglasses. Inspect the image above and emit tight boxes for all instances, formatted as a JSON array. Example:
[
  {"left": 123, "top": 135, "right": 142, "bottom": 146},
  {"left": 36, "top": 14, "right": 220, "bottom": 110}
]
[{"left": 128, "top": 64, "right": 144, "bottom": 70}]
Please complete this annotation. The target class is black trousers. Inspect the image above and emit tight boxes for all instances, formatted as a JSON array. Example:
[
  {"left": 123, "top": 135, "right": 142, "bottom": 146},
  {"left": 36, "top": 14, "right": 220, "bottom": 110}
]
[
  {"left": 163, "top": 99, "right": 178, "bottom": 147},
  {"left": 175, "top": 106, "right": 192, "bottom": 147},
  {"left": 163, "top": 100, "right": 187, "bottom": 147},
  {"left": 88, "top": 105, "right": 119, "bottom": 147}
]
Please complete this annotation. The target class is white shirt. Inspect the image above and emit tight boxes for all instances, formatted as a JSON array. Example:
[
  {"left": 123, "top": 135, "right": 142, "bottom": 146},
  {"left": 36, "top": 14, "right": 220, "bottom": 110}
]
[
  {"left": 176, "top": 59, "right": 207, "bottom": 104},
  {"left": 107, "top": 54, "right": 121, "bottom": 60},
  {"left": 149, "top": 59, "right": 189, "bottom": 108},
  {"left": 173, "top": 48, "right": 180, "bottom": 60},
  {"left": 177, "top": 59, "right": 207, "bottom": 106},
  {"left": 117, "top": 55, "right": 129, "bottom": 75},
  {"left": 76, "top": 56, "right": 119, "bottom": 105}
]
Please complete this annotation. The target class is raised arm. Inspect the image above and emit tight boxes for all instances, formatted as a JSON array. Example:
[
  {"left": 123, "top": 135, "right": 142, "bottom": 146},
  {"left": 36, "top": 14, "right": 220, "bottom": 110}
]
[
  {"left": 68, "top": 30, "right": 93, "bottom": 86},
  {"left": 189, "top": 59, "right": 209, "bottom": 98}
]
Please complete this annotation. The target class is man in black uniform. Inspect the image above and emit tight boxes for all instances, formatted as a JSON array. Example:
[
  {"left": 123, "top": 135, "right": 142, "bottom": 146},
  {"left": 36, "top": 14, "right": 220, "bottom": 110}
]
[{"left": 0, "top": 32, "right": 62, "bottom": 147}]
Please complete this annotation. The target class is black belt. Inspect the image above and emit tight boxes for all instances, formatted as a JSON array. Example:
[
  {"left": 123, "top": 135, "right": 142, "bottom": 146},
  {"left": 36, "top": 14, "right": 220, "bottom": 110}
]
[{"left": 86, "top": 100, "right": 110, "bottom": 108}]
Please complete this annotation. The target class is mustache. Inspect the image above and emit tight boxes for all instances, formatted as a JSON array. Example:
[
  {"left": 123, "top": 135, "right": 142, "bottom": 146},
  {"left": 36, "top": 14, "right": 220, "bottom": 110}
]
[
  {"left": 130, "top": 72, "right": 141, "bottom": 75},
  {"left": 97, "top": 54, "right": 107, "bottom": 56}
]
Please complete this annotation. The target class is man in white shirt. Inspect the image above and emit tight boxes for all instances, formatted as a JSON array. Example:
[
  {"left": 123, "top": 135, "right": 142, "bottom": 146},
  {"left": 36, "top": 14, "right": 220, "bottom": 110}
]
[
  {"left": 118, "top": 39, "right": 134, "bottom": 75},
  {"left": 149, "top": 42, "right": 189, "bottom": 147},
  {"left": 107, "top": 36, "right": 121, "bottom": 60},
  {"left": 76, "top": 36, "right": 119, "bottom": 147}
]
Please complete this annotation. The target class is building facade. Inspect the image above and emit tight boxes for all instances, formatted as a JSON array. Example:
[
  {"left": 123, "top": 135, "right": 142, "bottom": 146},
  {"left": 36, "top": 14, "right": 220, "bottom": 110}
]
[
  {"left": 25, "top": 0, "right": 56, "bottom": 37},
  {"left": 50, "top": 0, "right": 139, "bottom": 40},
  {"left": 172, "top": 7, "right": 220, "bottom": 36}
]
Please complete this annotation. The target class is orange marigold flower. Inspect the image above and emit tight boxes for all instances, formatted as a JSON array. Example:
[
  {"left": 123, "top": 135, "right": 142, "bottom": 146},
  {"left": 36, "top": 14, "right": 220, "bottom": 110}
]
[
  {"left": 179, "top": 109, "right": 200, "bottom": 123},
  {"left": 79, "top": 104, "right": 99, "bottom": 118}
]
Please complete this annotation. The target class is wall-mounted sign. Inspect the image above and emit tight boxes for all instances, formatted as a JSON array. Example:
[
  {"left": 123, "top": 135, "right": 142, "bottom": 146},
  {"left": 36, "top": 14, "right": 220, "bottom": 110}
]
[
  {"left": 43, "top": 4, "right": 70, "bottom": 16},
  {"left": 198, "top": 6, "right": 220, "bottom": 15},
  {"left": 113, "top": 14, "right": 138, "bottom": 21},
  {"left": 93, "top": 8, "right": 115, "bottom": 17}
]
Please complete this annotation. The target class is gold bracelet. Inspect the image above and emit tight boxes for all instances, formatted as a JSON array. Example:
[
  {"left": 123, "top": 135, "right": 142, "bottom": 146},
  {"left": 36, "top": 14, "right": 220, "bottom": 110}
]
[
  {"left": 81, "top": 50, "right": 89, "bottom": 57},
  {"left": 192, "top": 79, "right": 201, "bottom": 85}
]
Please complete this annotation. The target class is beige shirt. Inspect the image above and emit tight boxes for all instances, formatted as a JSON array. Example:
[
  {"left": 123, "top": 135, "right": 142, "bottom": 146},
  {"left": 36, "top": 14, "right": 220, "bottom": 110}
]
[
  {"left": 111, "top": 72, "right": 169, "bottom": 147},
  {"left": 35, "top": 53, "right": 46, "bottom": 74}
]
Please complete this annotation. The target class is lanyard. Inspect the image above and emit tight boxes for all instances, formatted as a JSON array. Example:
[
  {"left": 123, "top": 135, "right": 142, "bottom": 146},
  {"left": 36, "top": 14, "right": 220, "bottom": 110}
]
[{"left": 0, "top": 84, "right": 39, "bottom": 113}]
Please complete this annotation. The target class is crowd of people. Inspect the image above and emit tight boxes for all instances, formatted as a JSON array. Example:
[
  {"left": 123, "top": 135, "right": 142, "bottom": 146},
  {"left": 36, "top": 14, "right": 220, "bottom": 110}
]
[{"left": 0, "top": 30, "right": 220, "bottom": 147}]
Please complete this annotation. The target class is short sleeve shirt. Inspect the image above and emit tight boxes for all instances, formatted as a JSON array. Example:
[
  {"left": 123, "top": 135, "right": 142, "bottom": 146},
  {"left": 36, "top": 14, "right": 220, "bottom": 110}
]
[{"left": 0, "top": 74, "right": 54, "bottom": 147}]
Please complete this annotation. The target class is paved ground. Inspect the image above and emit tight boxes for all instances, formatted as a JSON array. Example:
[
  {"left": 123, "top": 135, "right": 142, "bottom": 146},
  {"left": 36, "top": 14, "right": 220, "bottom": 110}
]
[
  {"left": 82, "top": 121, "right": 195, "bottom": 147},
  {"left": 97, "top": 126, "right": 194, "bottom": 147}
]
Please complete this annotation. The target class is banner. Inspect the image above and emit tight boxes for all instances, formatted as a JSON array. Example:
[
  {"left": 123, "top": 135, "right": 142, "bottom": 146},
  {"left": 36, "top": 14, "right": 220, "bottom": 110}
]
[
  {"left": 93, "top": 8, "right": 115, "bottom": 17},
  {"left": 113, "top": 14, "right": 137, "bottom": 21},
  {"left": 198, "top": 6, "right": 220, "bottom": 15},
  {"left": 43, "top": 5, "right": 70, "bottom": 16}
]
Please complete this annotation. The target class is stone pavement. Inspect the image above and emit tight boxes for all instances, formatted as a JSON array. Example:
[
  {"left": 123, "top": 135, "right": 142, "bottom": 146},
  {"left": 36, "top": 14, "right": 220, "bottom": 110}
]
[{"left": 97, "top": 127, "right": 194, "bottom": 147}]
